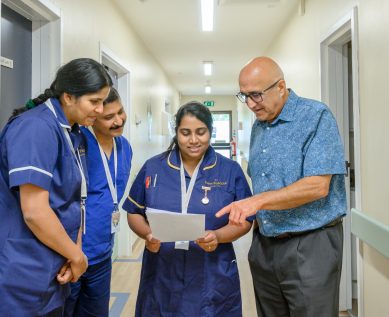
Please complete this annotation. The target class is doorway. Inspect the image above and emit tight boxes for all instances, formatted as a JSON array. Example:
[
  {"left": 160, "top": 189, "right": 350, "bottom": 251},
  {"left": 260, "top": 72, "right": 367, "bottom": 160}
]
[
  {"left": 0, "top": 3, "right": 31, "bottom": 128},
  {"left": 0, "top": 0, "right": 61, "bottom": 128},
  {"left": 211, "top": 110, "right": 232, "bottom": 158},
  {"left": 320, "top": 7, "right": 362, "bottom": 317},
  {"left": 99, "top": 44, "right": 132, "bottom": 260}
]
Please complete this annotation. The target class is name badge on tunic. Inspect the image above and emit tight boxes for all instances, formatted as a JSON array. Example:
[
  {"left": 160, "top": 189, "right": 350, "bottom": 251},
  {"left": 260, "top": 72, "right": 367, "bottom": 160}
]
[
  {"left": 175, "top": 240, "right": 190, "bottom": 250},
  {"left": 201, "top": 186, "right": 211, "bottom": 205},
  {"left": 111, "top": 204, "right": 120, "bottom": 233}
]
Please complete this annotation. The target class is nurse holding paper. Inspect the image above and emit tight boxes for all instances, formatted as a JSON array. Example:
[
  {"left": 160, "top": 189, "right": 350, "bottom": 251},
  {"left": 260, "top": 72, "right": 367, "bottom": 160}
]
[{"left": 123, "top": 101, "right": 253, "bottom": 317}]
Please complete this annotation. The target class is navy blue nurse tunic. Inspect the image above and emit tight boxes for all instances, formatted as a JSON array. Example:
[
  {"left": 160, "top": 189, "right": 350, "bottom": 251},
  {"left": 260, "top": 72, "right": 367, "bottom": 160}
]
[
  {"left": 0, "top": 98, "right": 85, "bottom": 316},
  {"left": 123, "top": 147, "right": 252, "bottom": 317}
]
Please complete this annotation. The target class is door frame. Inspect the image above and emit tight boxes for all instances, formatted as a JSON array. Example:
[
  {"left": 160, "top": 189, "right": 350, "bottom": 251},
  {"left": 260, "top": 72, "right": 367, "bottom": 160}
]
[
  {"left": 320, "top": 6, "right": 363, "bottom": 316},
  {"left": 99, "top": 43, "right": 133, "bottom": 258},
  {"left": 0, "top": 0, "right": 61, "bottom": 98}
]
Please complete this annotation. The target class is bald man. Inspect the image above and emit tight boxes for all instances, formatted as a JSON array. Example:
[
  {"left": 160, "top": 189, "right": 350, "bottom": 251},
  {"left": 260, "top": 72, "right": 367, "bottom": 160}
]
[{"left": 217, "top": 57, "right": 347, "bottom": 317}]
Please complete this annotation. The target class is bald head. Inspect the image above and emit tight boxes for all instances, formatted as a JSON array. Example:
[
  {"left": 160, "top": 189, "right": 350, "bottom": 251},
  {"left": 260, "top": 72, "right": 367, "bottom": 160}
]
[
  {"left": 238, "top": 56, "right": 289, "bottom": 122},
  {"left": 239, "top": 57, "right": 284, "bottom": 86}
]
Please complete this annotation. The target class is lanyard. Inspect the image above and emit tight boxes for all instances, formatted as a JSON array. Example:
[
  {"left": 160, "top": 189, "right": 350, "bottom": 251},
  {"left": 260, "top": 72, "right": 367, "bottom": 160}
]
[
  {"left": 180, "top": 153, "right": 204, "bottom": 214},
  {"left": 87, "top": 126, "right": 118, "bottom": 206},
  {"left": 45, "top": 99, "right": 87, "bottom": 232}
]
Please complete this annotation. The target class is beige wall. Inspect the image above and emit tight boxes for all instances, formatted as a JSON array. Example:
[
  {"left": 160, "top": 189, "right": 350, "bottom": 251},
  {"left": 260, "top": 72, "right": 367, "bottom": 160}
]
[
  {"left": 50, "top": 0, "right": 180, "bottom": 176},
  {"left": 358, "top": 0, "right": 389, "bottom": 315},
  {"left": 236, "top": 100, "right": 254, "bottom": 159},
  {"left": 259, "top": 0, "right": 389, "bottom": 315}
]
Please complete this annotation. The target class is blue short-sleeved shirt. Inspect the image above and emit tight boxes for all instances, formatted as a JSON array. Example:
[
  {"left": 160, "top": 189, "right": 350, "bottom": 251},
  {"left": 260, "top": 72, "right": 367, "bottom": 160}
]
[
  {"left": 81, "top": 127, "right": 132, "bottom": 265},
  {"left": 248, "top": 89, "right": 347, "bottom": 237},
  {"left": 0, "top": 98, "right": 85, "bottom": 316}
]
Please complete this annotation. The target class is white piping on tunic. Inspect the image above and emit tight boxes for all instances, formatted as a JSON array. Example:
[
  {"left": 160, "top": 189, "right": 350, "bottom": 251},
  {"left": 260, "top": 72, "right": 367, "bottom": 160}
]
[{"left": 9, "top": 166, "right": 53, "bottom": 177}]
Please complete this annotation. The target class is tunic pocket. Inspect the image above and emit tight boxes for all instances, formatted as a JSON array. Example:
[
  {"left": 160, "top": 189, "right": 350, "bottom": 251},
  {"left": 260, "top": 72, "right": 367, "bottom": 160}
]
[
  {"left": 210, "top": 256, "right": 240, "bottom": 304},
  {"left": 0, "top": 238, "right": 60, "bottom": 312}
]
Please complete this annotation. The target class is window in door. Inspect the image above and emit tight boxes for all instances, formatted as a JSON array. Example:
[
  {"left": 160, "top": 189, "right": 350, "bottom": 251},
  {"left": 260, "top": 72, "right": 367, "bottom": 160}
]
[{"left": 211, "top": 111, "right": 232, "bottom": 158}]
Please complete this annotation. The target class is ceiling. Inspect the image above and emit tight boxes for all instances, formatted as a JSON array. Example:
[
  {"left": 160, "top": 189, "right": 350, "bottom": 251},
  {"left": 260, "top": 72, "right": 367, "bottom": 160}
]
[{"left": 113, "top": 0, "right": 300, "bottom": 96}]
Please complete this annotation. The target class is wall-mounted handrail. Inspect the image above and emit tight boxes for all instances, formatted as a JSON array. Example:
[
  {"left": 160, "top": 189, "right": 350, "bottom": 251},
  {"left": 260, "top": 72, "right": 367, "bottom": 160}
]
[{"left": 351, "top": 208, "right": 389, "bottom": 258}]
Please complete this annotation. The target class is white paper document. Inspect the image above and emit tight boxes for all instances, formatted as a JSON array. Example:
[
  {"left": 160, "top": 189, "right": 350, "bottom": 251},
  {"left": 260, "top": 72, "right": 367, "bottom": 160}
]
[{"left": 146, "top": 208, "right": 205, "bottom": 242}]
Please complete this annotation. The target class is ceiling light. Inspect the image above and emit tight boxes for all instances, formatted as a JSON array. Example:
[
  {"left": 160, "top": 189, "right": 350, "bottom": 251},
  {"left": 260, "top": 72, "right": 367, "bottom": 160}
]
[
  {"left": 205, "top": 84, "right": 212, "bottom": 94},
  {"left": 203, "top": 61, "right": 213, "bottom": 76},
  {"left": 201, "top": 0, "right": 214, "bottom": 31}
]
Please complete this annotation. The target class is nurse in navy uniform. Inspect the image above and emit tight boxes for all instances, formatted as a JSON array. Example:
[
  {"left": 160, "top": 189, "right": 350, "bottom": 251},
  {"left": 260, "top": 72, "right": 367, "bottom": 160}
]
[
  {"left": 124, "top": 101, "right": 253, "bottom": 317},
  {"left": 0, "top": 58, "right": 112, "bottom": 317}
]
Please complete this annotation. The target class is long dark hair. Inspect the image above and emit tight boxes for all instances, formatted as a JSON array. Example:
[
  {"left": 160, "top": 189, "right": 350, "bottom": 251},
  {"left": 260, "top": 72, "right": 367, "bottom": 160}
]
[
  {"left": 10, "top": 58, "right": 112, "bottom": 119},
  {"left": 167, "top": 101, "right": 213, "bottom": 152}
]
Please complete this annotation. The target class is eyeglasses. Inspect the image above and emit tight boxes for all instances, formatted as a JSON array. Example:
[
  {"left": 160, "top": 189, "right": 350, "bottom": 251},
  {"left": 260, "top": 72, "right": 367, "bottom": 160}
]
[{"left": 236, "top": 79, "right": 282, "bottom": 103}]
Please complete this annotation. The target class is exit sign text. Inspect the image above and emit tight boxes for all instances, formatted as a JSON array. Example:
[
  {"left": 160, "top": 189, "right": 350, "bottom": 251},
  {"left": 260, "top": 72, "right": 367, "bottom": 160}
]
[{"left": 203, "top": 101, "right": 214, "bottom": 107}]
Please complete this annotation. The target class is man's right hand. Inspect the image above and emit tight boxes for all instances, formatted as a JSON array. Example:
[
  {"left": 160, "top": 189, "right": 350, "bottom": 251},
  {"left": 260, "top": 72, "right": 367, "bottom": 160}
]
[{"left": 216, "top": 196, "right": 258, "bottom": 225}]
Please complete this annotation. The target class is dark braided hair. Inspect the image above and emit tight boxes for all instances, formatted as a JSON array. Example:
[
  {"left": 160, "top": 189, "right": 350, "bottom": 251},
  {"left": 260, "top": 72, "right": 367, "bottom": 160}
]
[{"left": 10, "top": 58, "right": 112, "bottom": 120}]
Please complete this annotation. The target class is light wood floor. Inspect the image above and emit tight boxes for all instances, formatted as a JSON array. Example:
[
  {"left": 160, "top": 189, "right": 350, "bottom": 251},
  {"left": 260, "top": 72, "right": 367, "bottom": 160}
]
[{"left": 109, "top": 230, "right": 354, "bottom": 317}]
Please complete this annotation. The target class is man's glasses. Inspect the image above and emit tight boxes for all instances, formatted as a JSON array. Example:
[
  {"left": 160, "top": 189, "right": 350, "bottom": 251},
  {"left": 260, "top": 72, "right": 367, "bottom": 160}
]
[{"left": 236, "top": 79, "right": 282, "bottom": 103}]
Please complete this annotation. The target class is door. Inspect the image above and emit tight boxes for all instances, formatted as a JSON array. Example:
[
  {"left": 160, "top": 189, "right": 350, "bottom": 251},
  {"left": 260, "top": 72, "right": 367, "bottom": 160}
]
[
  {"left": 1, "top": 3, "right": 31, "bottom": 129},
  {"left": 321, "top": 11, "right": 361, "bottom": 313},
  {"left": 211, "top": 110, "right": 232, "bottom": 158},
  {"left": 103, "top": 64, "right": 120, "bottom": 261},
  {"left": 100, "top": 47, "right": 132, "bottom": 258}
]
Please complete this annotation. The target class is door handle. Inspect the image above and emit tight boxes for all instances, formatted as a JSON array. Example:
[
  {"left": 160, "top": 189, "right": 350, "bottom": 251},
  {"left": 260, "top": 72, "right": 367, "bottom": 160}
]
[{"left": 345, "top": 160, "right": 351, "bottom": 177}]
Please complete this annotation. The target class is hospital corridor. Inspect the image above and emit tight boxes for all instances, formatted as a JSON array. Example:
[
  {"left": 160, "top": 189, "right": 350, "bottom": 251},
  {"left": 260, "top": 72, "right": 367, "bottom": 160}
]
[{"left": 1, "top": 0, "right": 388, "bottom": 317}]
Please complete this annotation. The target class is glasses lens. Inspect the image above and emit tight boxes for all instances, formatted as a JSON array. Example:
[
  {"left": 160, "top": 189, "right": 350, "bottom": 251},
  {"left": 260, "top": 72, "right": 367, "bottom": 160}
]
[
  {"left": 249, "top": 93, "right": 263, "bottom": 103},
  {"left": 236, "top": 93, "right": 246, "bottom": 103}
]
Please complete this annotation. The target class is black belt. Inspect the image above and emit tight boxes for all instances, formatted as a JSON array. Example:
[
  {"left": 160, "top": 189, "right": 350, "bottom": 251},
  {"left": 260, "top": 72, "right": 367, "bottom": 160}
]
[{"left": 274, "top": 218, "right": 343, "bottom": 239}]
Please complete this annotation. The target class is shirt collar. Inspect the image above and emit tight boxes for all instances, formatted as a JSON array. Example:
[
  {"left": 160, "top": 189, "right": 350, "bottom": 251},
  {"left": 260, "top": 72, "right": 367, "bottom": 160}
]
[
  {"left": 46, "top": 97, "right": 72, "bottom": 129},
  {"left": 167, "top": 146, "right": 217, "bottom": 172},
  {"left": 270, "top": 89, "right": 298, "bottom": 125}
]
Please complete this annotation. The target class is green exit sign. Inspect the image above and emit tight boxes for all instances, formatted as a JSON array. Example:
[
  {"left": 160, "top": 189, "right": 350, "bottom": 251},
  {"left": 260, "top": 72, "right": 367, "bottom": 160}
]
[{"left": 203, "top": 101, "right": 215, "bottom": 107}]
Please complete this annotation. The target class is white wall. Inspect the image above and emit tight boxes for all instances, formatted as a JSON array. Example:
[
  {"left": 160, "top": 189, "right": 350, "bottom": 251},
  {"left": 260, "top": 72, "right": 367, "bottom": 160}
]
[{"left": 260, "top": 0, "right": 389, "bottom": 315}]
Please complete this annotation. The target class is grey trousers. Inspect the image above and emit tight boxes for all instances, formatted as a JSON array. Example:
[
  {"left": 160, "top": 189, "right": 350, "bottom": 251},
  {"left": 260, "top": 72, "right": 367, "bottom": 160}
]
[{"left": 248, "top": 223, "right": 343, "bottom": 317}]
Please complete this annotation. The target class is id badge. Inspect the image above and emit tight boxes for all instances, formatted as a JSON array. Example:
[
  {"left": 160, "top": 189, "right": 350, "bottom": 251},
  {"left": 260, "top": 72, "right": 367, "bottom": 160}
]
[
  {"left": 175, "top": 240, "right": 189, "bottom": 250},
  {"left": 81, "top": 199, "right": 86, "bottom": 234},
  {"left": 111, "top": 206, "right": 120, "bottom": 233}
]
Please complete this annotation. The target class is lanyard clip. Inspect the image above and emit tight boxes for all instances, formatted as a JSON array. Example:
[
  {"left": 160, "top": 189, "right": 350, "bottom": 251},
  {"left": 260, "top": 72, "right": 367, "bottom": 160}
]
[{"left": 81, "top": 197, "right": 87, "bottom": 234}]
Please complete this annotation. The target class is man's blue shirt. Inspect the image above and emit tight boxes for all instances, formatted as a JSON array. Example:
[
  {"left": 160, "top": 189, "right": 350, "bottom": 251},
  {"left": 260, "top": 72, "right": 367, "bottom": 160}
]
[{"left": 248, "top": 89, "right": 347, "bottom": 236}]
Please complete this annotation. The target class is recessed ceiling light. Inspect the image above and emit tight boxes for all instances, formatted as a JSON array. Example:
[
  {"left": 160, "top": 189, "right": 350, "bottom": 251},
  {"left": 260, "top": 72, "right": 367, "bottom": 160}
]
[
  {"left": 203, "top": 61, "right": 213, "bottom": 76},
  {"left": 205, "top": 84, "right": 212, "bottom": 94},
  {"left": 201, "top": 0, "right": 214, "bottom": 31}
]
